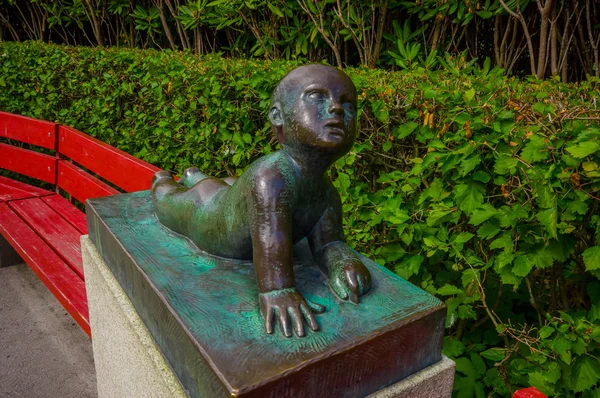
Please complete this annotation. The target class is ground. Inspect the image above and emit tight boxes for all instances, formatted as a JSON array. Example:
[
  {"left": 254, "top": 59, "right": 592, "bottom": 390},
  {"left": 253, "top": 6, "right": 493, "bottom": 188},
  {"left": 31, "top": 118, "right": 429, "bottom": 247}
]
[{"left": 0, "top": 263, "right": 97, "bottom": 397}]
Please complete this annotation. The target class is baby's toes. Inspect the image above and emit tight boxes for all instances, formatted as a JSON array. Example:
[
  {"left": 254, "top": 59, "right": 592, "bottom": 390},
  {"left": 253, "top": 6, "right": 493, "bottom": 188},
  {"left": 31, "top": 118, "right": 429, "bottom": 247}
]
[
  {"left": 152, "top": 170, "right": 173, "bottom": 187},
  {"left": 358, "top": 273, "right": 372, "bottom": 295}
]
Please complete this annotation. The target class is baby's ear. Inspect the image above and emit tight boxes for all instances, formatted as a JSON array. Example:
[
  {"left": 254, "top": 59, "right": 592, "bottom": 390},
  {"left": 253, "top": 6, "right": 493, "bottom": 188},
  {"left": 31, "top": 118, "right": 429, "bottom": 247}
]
[
  {"left": 269, "top": 105, "right": 283, "bottom": 126},
  {"left": 269, "top": 105, "right": 285, "bottom": 143}
]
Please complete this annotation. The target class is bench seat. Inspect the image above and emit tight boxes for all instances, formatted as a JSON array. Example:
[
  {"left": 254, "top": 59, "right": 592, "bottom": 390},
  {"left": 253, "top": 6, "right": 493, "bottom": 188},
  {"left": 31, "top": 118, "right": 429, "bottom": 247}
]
[
  {"left": 0, "top": 111, "right": 159, "bottom": 336},
  {"left": 0, "top": 194, "right": 89, "bottom": 335}
]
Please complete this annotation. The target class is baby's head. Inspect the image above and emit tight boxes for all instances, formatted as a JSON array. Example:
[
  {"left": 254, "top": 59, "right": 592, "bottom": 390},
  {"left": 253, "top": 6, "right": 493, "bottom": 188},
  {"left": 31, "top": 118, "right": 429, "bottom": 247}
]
[{"left": 269, "top": 65, "right": 357, "bottom": 158}]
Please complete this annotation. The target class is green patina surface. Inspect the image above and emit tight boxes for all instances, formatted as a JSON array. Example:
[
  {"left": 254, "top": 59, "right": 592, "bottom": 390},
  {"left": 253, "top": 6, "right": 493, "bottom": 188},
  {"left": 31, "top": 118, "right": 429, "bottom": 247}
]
[{"left": 88, "top": 190, "right": 445, "bottom": 395}]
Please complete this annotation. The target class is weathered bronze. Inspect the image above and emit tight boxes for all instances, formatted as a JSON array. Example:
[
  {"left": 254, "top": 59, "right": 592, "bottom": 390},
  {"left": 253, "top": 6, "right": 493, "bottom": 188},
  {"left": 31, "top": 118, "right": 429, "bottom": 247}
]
[
  {"left": 86, "top": 192, "right": 446, "bottom": 397},
  {"left": 151, "top": 64, "right": 372, "bottom": 337}
]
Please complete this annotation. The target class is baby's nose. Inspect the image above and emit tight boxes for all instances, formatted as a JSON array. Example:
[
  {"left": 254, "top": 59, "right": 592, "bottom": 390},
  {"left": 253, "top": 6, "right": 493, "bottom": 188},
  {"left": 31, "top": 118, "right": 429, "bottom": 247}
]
[{"left": 328, "top": 100, "right": 344, "bottom": 116}]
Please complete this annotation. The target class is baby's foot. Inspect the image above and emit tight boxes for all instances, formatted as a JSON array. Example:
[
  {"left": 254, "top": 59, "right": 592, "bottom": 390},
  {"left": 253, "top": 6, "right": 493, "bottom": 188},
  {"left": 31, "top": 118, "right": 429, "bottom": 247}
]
[
  {"left": 180, "top": 167, "right": 208, "bottom": 188},
  {"left": 152, "top": 170, "right": 173, "bottom": 188}
]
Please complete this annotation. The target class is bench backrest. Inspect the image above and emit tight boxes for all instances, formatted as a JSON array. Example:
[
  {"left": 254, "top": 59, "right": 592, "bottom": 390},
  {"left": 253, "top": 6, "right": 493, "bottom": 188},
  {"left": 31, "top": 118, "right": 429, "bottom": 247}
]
[
  {"left": 0, "top": 111, "right": 160, "bottom": 203},
  {"left": 0, "top": 112, "right": 58, "bottom": 183}
]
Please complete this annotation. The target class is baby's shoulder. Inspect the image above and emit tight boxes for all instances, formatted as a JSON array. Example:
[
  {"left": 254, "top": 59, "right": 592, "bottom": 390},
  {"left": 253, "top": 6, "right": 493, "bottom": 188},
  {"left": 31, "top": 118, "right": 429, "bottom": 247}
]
[{"left": 245, "top": 152, "right": 297, "bottom": 193}]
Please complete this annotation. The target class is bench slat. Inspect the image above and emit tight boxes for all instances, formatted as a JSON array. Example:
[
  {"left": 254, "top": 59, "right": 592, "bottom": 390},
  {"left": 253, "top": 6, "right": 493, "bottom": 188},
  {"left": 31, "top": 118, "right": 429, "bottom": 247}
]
[
  {"left": 0, "top": 143, "right": 57, "bottom": 183},
  {"left": 0, "top": 181, "right": 40, "bottom": 202},
  {"left": 41, "top": 194, "right": 88, "bottom": 234},
  {"left": 58, "top": 126, "right": 159, "bottom": 192},
  {"left": 9, "top": 198, "right": 84, "bottom": 279},
  {"left": 0, "top": 111, "right": 56, "bottom": 150},
  {"left": 57, "top": 161, "right": 119, "bottom": 204},
  {"left": 0, "top": 175, "right": 53, "bottom": 197},
  {"left": 0, "top": 202, "right": 89, "bottom": 336}
]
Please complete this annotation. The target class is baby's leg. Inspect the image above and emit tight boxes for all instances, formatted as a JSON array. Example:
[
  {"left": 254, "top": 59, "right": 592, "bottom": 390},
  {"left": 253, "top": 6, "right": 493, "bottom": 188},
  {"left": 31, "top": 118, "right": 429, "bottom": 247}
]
[
  {"left": 152, "top": 170, "right": 230, "bottom": 236},
  {"left": 182, "top": 167, "right": 238, "bottom": 187},
  {"left": 152, "top": 171, "right": 193, "bottom": 235}
]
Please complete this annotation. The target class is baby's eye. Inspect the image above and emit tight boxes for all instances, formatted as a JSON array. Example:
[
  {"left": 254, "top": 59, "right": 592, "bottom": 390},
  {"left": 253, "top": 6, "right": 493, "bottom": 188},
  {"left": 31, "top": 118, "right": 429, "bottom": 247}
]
[{"left": 307, "top": 91, "right": 326, "bottom": 101}]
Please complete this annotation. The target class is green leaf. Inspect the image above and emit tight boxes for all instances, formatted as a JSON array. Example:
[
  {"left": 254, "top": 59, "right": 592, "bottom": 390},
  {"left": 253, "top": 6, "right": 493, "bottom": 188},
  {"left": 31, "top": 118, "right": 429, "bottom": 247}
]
[
  {"left": 477, "top": 222, "right": 500, "bottom": 239},
  {"left": 464, "top": 88, "right": 476, "bottom": 101},
  {"left": 490, "top": 233, "right": 514, "bottom": 252},
  {"left": 379, "top": 244, "right": 406, "bottom": 262},
  {"left": 469, "top": 204, "right": 498, "bottom": 225},
  {"left": 437, "top": 284, "right": 463, "bottom": 296},
  {"left": 567, "top": 141, "right": 600, "bottom": 159},
  {"left": 470, "top": 353, "right": 486, "bottom": 376},
  {"left": 529, "top": 371, "right": 556, "bottom": 396},
  {"left": 583, "top": 246, "right": 600, "bottom": 271},
  {"left": 472, "top": 170, "right": 490, "bottom": 183},
  {"left": 529, "top": 244, "right": 555, "bottom": 268},
  {"left": 454, "top": 182, "right": 485, "bottom": 214},
  {"left": 590, "top": 303, "right": 600, "bottom": 322},
  {"left": 551, "top": 336, "right": 573, "bottom": 364},
  {"left": 395, "top": 255, "right": 424, "bottom": 279},
  {"left": 443, "top": 337, "right": 465, "bottom": 358},
  {"left": 267, "top": 3, "right": 284, "bottom": 17},
  {"left": 480, "top": 348, "right": 506, "bottom": 362},
  {"left": 455, "top": 357, "right": 477, "bottom": 379},
  {"left": 427, "top": 204, "right": 456, "bottom": 226},
  {"left": 536, "top": 206, "right": 558, "bottom": 239},
  {"left": 494, "top": 155, "right": 518, "bottom": 175},
  {"left": 454, "top": 232, "right": 475, "bottom": 245},
  {"left": 395, "top": 121, "right": 418, "bottom": 139},
  {"left": 571, "top": 356, "right": 600, "bottom": 392},
  {"left": 539, "top": 325, "right": 555, "bottom": 339},
  {"left": 513, "top": 256, "right": 533, "bottom": 276},
  {"left": 459, "top": 154, "right": 481, "bottom": 177},
  {"left": 521, "top": 135, "right": 549, "bottom": 163},
  {"left": 534, "top": 182, "right": 555, "bottom": 209}
]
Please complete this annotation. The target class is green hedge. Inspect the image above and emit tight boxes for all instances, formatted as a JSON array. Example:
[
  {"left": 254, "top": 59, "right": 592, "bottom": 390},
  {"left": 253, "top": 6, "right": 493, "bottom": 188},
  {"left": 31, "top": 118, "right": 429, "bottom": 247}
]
[{"left": 1, "top": 41, "right": 599, "bottom": 397}]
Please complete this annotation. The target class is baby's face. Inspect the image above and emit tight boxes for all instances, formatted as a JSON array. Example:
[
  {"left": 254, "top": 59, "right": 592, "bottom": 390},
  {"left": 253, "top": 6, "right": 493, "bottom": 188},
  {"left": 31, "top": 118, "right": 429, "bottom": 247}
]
[{"left": 282, "top": 67, "right": 357, "bottom": 155}]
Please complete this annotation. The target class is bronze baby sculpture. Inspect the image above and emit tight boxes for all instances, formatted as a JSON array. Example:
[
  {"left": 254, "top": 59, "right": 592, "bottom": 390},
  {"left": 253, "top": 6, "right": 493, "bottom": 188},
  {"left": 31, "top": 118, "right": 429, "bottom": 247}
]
[{"left": 151, "top": 64, "right": 372, "bottom": 338}]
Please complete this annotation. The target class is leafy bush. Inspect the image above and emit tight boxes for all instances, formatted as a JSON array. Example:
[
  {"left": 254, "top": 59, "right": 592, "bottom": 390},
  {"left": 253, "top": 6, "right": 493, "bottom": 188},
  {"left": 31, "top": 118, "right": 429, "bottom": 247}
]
[{"left": 1, "top": 41, "right": 599, "bottom": 397}]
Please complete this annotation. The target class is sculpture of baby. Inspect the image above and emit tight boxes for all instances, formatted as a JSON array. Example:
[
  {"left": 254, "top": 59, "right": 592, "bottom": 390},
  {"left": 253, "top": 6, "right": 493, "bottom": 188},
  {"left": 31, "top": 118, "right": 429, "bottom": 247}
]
[{"left": 151, "top": 64, "right": 372, "bottom": 338}]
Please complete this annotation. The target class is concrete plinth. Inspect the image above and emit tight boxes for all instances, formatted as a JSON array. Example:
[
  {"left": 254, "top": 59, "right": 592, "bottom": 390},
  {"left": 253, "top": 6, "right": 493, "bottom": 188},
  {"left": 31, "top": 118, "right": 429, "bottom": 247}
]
[
  {"left": 82, "top": 235, "right": 455, "bottom": 398},
  {"left": 0, "top": 234, "right": 22, "bottom": 267},
  {"left": 367, "top": 356, "right": 455, "bottom": 398},
  {"left": 81, "top": 235, "right": 187, "bottom": 398}
]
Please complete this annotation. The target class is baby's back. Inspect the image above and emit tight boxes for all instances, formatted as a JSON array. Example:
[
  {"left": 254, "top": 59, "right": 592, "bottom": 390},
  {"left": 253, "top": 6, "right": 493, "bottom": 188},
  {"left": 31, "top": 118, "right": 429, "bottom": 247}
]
[{"left": 188, "top": 152, "right": 293, "bottom": 259}]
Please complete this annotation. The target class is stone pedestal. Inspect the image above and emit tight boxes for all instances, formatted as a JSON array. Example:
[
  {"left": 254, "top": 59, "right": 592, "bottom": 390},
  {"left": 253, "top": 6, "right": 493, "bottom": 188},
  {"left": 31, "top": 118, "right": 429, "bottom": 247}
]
[
  {"left": 82, "top": 235, "right": 187, "bottom": 398},
  {"left": 83, "top": 235, "right": 454, "bottom": 398},
  {"left": 0, "top": 234, "right": 22, "bottom": 268},
  {"left": 84, "top": 191, "right": 453, "bottom": 397}
]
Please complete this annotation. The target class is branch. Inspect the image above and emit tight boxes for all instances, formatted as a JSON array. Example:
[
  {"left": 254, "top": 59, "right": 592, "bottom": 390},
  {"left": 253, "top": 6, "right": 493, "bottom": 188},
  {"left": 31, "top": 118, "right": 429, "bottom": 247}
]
[{"left": 499, "top": 0, "right": 538, "bottom": 76}]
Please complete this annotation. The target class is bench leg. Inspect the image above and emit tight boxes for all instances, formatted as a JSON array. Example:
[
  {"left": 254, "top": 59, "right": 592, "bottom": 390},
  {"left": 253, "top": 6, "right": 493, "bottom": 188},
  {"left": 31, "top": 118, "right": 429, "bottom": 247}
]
[{"left": 0, "top": 235, "right": 22, "bottom": 267}]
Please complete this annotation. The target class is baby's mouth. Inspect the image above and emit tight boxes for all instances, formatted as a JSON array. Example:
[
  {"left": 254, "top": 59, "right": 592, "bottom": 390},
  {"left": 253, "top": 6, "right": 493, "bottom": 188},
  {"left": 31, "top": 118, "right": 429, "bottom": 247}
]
[{"left": 324, "top": 120, "right": 346, "bottom": 136}]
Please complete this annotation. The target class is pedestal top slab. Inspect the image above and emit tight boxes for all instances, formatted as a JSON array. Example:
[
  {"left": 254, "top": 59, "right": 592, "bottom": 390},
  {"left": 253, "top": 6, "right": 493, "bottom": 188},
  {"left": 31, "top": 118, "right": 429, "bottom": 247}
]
[{"left": 86, "top": 191, "right": 445, "bottom": 398}]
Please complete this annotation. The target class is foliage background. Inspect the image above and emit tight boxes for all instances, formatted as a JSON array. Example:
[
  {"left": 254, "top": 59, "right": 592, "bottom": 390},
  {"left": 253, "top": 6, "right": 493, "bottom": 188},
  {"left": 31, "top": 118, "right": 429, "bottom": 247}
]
[
  {"left": 1, "top": 41, "right": 600, "bottom": 397},
  {"left": 0, "top": 0, "right": 598, "bottom": 81}
]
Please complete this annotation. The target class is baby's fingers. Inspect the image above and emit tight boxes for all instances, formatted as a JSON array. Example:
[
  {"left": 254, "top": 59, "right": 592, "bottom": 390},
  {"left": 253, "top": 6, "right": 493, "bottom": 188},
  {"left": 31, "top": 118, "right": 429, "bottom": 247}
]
[
  {"left": 331, "top": 277, "right": 349, "bottom": 300},
  {"left": 300, "top": 303, "right": 319, "bottom": 332},
  {"left": 276, "top": 307, "right": 292, "bottom": 338},
  {"left": 306, "top": 299, "right": 325, "bottom": 314},
  {"left": 264, "top": 306, "right": 275, "bottom": 334},
  {"left": 345, "top": 271, "right": 360, "bottom": 304},
  {"left": 287, "top": 306, "right": 305, "bottom": 337}
]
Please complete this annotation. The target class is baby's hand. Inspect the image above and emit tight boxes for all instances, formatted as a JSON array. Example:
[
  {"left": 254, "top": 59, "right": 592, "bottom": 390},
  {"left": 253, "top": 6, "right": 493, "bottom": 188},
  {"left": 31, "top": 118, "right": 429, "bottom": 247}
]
[
  {"left": 328, "top": 260, "right": 372, "bottom": 304},
  {"left": 259, "top": 288, "right": 325, "bottom": 338}
]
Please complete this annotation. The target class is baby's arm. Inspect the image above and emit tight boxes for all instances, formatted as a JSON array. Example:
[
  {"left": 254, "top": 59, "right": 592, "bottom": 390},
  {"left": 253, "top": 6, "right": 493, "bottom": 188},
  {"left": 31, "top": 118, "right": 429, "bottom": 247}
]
[
  {"left": 249, "top": 169, "right": 321, "bottom": 338},
  {"left": 308, "top": 186, "right": 372, "bottom": 303}
]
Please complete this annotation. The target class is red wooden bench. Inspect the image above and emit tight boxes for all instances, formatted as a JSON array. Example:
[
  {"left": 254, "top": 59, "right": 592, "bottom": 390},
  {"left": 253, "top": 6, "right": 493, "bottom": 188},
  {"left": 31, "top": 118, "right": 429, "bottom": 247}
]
[{"left": 0, "top": 111, "right": 160, "bottom": 336}]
